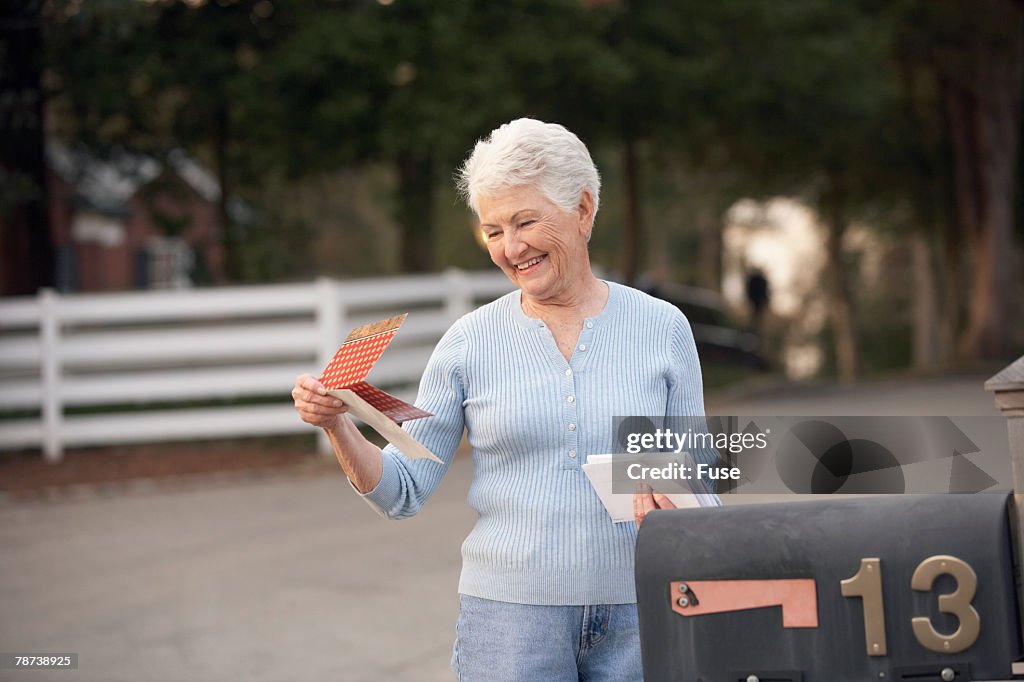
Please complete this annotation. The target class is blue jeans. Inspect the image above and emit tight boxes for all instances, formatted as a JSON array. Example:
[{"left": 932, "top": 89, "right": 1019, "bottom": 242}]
[{"left": 450, "top": 594, "right": 643, "bottom": 682}]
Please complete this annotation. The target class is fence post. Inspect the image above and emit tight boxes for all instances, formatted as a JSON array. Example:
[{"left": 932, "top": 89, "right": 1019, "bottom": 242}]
[
  {"left": 39, "top": 288, "right": 63, "bottom": 462},
  {"left": 985, "top": 355, "right": 1024, "bottom": 649},
  {"left": 316, "top": 277, "right": 344, "bottom": 455},
  {"left": 444, "top": 268, "right": 472, "bottom": 321}
]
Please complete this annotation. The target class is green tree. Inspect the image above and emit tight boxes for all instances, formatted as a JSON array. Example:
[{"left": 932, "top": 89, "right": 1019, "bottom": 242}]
[
  {"left": 261, "top": 0, "right": 621, "bottom": 273},
  {"left": 651, "top": 0, "right": 900, "bottom": 381},
  {"left": 897, "top": 0, "right": 1023, "bottom": 361}
]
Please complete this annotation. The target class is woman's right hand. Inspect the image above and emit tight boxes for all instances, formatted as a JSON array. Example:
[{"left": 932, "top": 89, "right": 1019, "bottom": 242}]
[
  {"left": 292, "top": 373, "right": 349, "bottom": 430},
  {"left": 633, "top": 483, "right": 676, "bottom": 527}
]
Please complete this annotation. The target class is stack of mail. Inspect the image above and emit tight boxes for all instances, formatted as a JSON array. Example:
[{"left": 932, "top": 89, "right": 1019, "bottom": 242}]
[{"left": 582, "top": 453, "right": 720, "bottom": 523}]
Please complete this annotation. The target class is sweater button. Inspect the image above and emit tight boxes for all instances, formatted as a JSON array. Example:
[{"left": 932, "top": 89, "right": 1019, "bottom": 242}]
[
  {"left": 568, "top": 450, "right": 577, "bottom": 458},
  {"left": 567, "top": 395, "right": 575, "bottom": 404},
  {"left": 565, "top": 368, "right": 573, "bottom": 377},
  {"left": 568, "top": 423, "right": 577, "bottom": 431}
]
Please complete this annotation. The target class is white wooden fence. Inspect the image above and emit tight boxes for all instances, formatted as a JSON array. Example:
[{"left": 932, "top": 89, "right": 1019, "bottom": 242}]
[{"left": 0, "top": 270, "right": 513, "bottom": 461}]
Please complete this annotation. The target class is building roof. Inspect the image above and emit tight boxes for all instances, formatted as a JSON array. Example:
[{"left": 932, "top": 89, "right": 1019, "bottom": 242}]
[{"left": 47, "top": 141, "right": 254, "bottom": 224}]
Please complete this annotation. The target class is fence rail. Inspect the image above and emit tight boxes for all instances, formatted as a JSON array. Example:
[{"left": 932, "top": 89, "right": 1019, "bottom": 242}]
[{"left": 0, "top": 270, "right": 513, "bottom": 461}]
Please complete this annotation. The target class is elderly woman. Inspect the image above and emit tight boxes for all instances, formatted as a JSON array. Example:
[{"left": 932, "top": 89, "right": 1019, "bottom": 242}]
[{"left": 292, "top": 118, "right": 718, "bottom": 681}]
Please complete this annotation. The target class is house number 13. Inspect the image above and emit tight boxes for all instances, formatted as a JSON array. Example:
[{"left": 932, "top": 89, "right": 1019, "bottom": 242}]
[{"left": 840, "top": 555, "right": 980, "bottom": 657}]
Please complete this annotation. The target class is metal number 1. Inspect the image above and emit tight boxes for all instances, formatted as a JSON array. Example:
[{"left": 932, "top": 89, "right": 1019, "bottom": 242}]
[{"left": 840, "top": 558, "right": 888, "bottom": 656}]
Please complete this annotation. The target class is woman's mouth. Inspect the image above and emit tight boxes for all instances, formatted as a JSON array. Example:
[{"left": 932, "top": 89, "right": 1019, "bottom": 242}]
[{"left": 515, "top": 255, "right": 547, "bottom": 273}]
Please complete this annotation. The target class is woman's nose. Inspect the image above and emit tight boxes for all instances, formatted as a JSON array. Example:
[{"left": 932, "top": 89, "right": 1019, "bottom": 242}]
[{"left": 504, "top": 230, "right": 527, "bottom": 260}]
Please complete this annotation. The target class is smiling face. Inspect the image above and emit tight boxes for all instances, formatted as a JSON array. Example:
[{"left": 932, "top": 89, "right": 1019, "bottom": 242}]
[{"left": 477, "top": 184, "right": 595, "bottom": 307}]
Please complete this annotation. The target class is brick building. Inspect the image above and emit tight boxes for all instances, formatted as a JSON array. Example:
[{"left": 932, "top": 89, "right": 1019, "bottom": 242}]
[{"left": 46, "top": 143, "right": 250, "bottom": 292}]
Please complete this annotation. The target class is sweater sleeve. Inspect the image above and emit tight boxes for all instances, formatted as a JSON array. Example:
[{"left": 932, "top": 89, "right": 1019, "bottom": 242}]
[
  {"left": 353, "top": 321, "right": 468, "bottom": 519},
  {"left": 667, "top": 311, "right": 722, "bottom": 504}
]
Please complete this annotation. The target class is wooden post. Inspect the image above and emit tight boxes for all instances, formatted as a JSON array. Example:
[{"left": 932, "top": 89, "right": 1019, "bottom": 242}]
[
  {"left": 316, "top": 277, "right": 343, "bottom": 456},
  {"left": 985, "top": 355, "right": 1024, "bottom": 647},
  {"left": 39, "top": 288, "right": 62, "bottom": 462},
  {"left": 444, "top": 268, "right": 471, "bottom": 321}
]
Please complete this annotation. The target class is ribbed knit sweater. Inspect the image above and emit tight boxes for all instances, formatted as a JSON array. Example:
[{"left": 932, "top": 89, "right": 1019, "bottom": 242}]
[{"left": 357, "top": 281, "right": 719, "bottom": 605}]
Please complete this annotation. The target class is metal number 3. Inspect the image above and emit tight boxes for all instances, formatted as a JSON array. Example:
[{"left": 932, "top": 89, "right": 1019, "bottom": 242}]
[
  {"left": 911, "top": 555, "right": 981, "bottom": 654},
  {"left": 840, "top": 554, "right": 980, "bottom": 657}
]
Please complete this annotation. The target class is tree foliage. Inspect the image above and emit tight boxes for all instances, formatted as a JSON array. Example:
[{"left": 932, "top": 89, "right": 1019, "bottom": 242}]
[{"left": 35, "top": 0, "right": 1023, "bottom": 365}]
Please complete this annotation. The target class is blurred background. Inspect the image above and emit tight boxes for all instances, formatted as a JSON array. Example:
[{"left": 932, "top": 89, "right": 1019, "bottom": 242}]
[
  {"left": 0, "top": 0, "right": 1022, "bottom": 679},
  {"left": 3, "top": 0, "right": 1022, "bottom": 373}
]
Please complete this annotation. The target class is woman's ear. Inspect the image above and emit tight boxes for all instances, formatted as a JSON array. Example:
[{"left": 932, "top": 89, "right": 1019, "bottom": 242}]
[{"left": 576, "top": 190, "right": 595, "bottom": 237}]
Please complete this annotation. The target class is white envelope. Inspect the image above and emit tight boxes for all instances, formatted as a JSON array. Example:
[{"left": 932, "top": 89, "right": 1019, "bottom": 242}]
[{"left": 582, "top": 453, "right": 716, "bottom": 523}]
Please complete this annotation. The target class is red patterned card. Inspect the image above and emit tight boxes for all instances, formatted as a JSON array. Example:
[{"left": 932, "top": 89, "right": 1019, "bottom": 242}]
[{"left": 320, "top": 314, "right": 432, "bottom": 424}]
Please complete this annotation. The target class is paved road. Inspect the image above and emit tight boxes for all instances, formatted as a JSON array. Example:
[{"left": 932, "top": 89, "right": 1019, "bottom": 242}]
[
  {"left": 0, "top": 373, "right": 1005, "bottom": 681},
  {"left": 0, "top": 468, "right": 476, "bottom": 682},
  {"left": 706, "top": 372, "right": 1001, "bottom": 417}
]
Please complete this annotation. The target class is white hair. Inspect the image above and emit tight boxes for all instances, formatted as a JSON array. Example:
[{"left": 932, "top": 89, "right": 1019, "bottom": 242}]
[{"left": 456, "top": 118, "right": 601, "bottom": 220}]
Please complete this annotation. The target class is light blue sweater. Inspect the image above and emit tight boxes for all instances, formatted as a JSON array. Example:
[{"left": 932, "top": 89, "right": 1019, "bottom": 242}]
[{"left": 357, "top": 281, "right": 719, "bottom": 605}]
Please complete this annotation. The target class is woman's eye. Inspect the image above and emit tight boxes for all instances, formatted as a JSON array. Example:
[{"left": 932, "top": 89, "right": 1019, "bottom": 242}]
[
  {"left": 485, "top": 231, "right": 501, "bottom": 240},
  {"left": 519, "top": 220, "right": 535, "bottom": 228}
]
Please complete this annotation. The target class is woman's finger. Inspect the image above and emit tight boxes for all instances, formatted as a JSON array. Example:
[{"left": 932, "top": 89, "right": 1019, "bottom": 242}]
[
  {"left": 635, "top": 484, "right": 658, "bottom": 526},
  {"left": 295, "top": 374, "right": 334, "bottom": 403},
  {"left": 293, "top": 375, "right": 343, "bottom": 408},
  {"left": 297, "top": 404, "right": 343, "bottom": 425},
  {"left": 652, "top": 492, "right": 676, "bottom": 510},
  {"left": 641, "top": 488, "right": 657, "bottom": 518},
  {"left": 299, "top": 413, "right": 337, "bottom": 429},
  {"left": 297, "top": 373, "right": 327, "bottom": 395},
  {"left": 296, "top": 401, "right": 348, "bottom": 416}
]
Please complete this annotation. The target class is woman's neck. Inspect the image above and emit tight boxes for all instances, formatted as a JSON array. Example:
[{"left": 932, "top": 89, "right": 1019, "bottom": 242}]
[{"left": 521, "top": 275, "right": 608, "bottom": 323}]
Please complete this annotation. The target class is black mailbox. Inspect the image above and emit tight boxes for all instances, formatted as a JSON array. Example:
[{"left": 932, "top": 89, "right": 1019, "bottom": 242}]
[{"left": 635, "top": 494, "right": 1022, "bottom": 681}]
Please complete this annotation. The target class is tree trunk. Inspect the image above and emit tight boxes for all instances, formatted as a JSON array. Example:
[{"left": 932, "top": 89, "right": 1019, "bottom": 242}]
[
  {"left": 910, "top": 231, "right": 941, "bottom": 371},
  {"left": 0, "top": 0, "right": 54, "bottom": 296},
  {"left": 938, "top": 227, "right": 961, "bottom": 366},
  {"left": 396, "top": 151, "right": 435, "bottom": 273},
  {"left": 696, "top": 202, "right": 722, "bottom": 292},
  {"left": 896, "top": 48, "right": 956, "bottom": 370},
  {"left": 948, "top": 0, "right": 1023, "bottom": 360},
  {"left": 824, "top": 170, "right": 857, "bottom": 383},
  {"left": 621, "top": 138, "right": 642, "bottom": 285},
  {"left": 935, "top": 92, "right": 962, "bottom": 369}
]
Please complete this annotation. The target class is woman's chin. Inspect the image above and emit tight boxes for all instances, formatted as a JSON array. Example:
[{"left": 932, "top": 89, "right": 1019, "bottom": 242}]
[{"left": 518, "top": 277, "right": 561, "bottom": 302}]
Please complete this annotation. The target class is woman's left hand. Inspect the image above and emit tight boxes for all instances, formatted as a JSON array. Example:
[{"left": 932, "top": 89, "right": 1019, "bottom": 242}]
[{"left": 633, "top": 484, "right": 676, "bottom": 526}]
